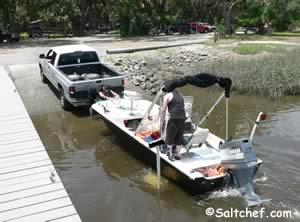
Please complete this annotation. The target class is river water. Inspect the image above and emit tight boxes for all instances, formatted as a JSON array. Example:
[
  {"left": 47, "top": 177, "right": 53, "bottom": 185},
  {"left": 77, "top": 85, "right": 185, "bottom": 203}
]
[{"left": 27, "top": 85, "right": 300, "bottom": 222}]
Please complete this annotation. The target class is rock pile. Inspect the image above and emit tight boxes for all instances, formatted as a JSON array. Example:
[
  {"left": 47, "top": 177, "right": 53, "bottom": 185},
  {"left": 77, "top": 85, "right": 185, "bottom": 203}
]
[{"left": 105, "top": 46, "right": 233, "bottom": 95}]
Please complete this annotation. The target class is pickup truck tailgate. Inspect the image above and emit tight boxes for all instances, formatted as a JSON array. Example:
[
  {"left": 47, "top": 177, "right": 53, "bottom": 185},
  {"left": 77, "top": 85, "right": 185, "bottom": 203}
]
[{"left": 72, "top": 76, "right": 124, "bottom": 99}]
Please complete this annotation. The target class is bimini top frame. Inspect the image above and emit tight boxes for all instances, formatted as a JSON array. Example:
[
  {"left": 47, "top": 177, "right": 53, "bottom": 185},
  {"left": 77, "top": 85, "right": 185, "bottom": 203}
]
[
  {"left": 135, "top": 73, "right": 232, "bottom": 139},
  {"left": 134, "top": 73, "right": 232, "bottom": 191}
]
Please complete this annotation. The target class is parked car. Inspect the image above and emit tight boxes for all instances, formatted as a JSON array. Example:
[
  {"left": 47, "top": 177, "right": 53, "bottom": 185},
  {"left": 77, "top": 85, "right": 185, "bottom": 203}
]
[
  {"left": 149, "top": 26, "right": 163, "bottom": 36},
  {"left": 38, "top": 45, "right": 125, "bottom": 110},
  {"left": 201, "top": 22, "right": 216, "bottom": 32},
  {"left": 189, "top": 22, "right": 209, "bottom": 33},
  {"left": 99, "top": 24, "right": 111, "bottom": 33},
  {"left": 241, "top": 25, "right": 258, "bottom": 34},
  {"left": 165, "top": 21, "right": 192, "bottom": 35},
  {"left": 0, "top": 29, "right": 20, "bottom": 43},
  {"left": 29, "top": 20, "right": 44, "bottom": 38}
]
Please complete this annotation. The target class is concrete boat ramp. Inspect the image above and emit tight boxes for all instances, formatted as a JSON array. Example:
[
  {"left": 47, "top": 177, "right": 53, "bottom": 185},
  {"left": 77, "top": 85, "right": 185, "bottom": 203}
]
[{"left": 0, "top": 66, "right": 81, "bottom": 222}]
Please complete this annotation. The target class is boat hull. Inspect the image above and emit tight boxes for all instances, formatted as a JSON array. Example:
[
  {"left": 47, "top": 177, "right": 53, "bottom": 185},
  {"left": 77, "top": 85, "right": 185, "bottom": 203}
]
[{"left": 99, "top": 114, "right": 226, "bottom": 195}]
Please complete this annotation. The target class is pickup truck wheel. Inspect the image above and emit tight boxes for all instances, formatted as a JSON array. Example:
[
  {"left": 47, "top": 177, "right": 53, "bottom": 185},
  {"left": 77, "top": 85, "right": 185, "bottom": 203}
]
[
  {"left": 59, "top": 89, "right": 71, "bottom": 110},
  {"left": 40, "top": 68, "right": 48, "bottom": 83}
]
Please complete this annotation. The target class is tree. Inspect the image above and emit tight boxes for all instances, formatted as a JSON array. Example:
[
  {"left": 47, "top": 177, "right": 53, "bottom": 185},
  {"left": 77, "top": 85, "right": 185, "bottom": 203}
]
[
  {"left": 222, "top": 0, "right": 241, "bottom": 35},
  {"left": 238, "top": 0, "right": 266, "bottom": 34},
  {"left": 0, "top": 0, "right": 16, "bottom": 29},
  {"left": 266, "top": 0, "right": 294, "bottom": 31}
]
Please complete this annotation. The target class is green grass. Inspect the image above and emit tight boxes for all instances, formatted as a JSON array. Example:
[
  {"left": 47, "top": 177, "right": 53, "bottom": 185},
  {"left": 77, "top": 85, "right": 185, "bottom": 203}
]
[
  {"left": 20, "top": 32, "right": 29, "bottom": 40},
  {"left": 206, "top": 32, "right": 300, "bottom": 46},
  {"left": 270, "top": 32, "right": 300, "bottom": 37},
  {"left": 205, "top": 34, "right": 264, "bottom": 45},
  {"left": 48, "top": 33, "right": 65, "bottom": 38},
  {"left": 191, "top": 47, "right": 300, "bottom": 97},
  {"left": 232, "top": 43, "right": 286, "bottom": 55}
]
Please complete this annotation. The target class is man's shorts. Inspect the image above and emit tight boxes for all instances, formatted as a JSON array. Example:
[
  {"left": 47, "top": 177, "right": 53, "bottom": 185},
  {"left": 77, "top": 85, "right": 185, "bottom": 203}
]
[{"left": 165, "top": 119, "right": 185, "bottom": 145}]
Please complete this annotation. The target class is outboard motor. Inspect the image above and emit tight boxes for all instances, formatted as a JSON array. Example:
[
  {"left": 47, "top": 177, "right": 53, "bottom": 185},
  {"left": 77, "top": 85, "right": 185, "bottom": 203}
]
[{"left": 219, "top": 112, "right": 271, "bottom": 206}]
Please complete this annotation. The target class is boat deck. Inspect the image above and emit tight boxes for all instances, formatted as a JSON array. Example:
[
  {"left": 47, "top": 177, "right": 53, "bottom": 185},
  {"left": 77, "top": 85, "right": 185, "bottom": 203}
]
[
  {"left": 92, "top": 99, "right": 225, "bottom": 180},
  {"left": 0, "top": 67, "right": 81, "bottom": 222}
]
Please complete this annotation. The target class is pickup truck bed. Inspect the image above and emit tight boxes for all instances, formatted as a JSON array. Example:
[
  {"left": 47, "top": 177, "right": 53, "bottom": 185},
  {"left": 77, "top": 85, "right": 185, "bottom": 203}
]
[
  {"left": 39, "top": 45, "right": 125, "bottom": 110},
  {"left": 58, "top": 63, "right": 124, "bottom": 100},
  {"left": 60, "top": 63, "right": 118, "bottom": 81}
]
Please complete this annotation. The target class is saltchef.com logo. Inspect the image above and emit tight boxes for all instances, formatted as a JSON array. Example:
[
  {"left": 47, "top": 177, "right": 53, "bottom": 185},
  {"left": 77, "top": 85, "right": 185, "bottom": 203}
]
[{"left": 205, "top": 207, "right": 293, "bottom": 219}]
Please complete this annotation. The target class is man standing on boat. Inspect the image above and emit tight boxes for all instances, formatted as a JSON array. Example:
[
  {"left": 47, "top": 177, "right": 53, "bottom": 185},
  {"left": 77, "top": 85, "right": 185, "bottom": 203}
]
[{"left": 161, "top": 89, "right": 186, "bottom": 161}]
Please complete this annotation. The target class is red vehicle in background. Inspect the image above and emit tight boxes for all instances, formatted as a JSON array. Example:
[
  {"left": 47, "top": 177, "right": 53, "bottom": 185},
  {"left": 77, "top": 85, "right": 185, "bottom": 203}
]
[{"left": 189, "top": 22, "right": 210, "bottom": 33}]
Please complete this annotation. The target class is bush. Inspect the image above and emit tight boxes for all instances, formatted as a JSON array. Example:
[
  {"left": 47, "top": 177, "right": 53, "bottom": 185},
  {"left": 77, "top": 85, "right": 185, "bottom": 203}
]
[
  {"left": 20, "top": 32, "right": 29, "bottom": 40},
  {"left": 216, "top": 23, "right": 225, "bottom": 33}
]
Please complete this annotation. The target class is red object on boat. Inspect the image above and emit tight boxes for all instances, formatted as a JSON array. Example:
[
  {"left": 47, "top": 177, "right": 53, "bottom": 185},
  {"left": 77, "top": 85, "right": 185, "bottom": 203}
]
[
  {"left": 260, "top": 113, "right": 267, "bottom": 121},
  {"left": 206, "top": 168, "right": 219, "bottom": 177},
  {"left": 150, "top": 131, "right": 161, "bottom": 139},
  {"left": 123, "top": 120, "right": 129, "bottom": 127},
  {"left": 198, "top": 167, "right": 220, "bottom": 177}
]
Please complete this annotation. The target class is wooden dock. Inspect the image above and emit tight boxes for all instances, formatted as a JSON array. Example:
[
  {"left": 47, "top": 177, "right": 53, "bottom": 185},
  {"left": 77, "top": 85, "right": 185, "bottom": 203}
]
[{"left": 0, "top": 66, "right": 81, "bottom": 222}]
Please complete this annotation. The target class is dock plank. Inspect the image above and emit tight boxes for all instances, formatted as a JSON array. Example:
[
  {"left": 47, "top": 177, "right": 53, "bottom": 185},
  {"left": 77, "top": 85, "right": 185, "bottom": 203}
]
[
  {"left": 0, "top": 168, "right": 55, "bottom": 188},
  {"left": 0, "top": 165, "right": 54, "bottom": 181},
  {"left": 0, "top": 190, "right": 68, "bottom": 212},
  {"left": 49, "top": 215, "right": 82, "bottom": 222},
  {"left": 0, "top": 197, "right": 74, "bottom": 221},
  {"left": 0, "top": 159, "right": 53, "bottom": 175},
  {"left": 0, "top": 114, "right": 28, "bottom": 121},
  {"left": 0, "top": 117, "right": 32, "bottom": 127},
  {"left": 0, "top": 139, "right": 43, "bottom": 153},
  {"left": 0, "top": 151, "right": 50, "bottom": 167},
  {"left": 0, "top": 66, "right": 81, "bottom": 221},
  {"left": 0, "top": 146, "right": 44, "bottom": 158},
  {"left": 8, "top": 206, "right": 78, "bottom": 222},
  {"left": 0, "top": 176, "right": 61, "bottom": 196},
  {"left": 0, "top": 130, "right": 39, "bottom": 143},
  {"left": 0, "top": 182, "right": 64, "bottom": 203},
  {"left": 0, "top": 123, "right": 34, "bottom": 135}
]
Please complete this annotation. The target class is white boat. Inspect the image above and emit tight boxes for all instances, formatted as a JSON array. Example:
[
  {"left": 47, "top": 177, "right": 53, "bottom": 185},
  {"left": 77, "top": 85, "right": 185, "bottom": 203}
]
[{"left": 91, "top": 73, "right": 270, "bottom": 206}]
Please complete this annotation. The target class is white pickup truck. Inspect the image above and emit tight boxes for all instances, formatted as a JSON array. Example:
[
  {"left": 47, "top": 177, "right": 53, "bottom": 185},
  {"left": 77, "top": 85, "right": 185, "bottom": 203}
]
[{"left": 39, "top": 45, "right": 125, "bottom": 110}]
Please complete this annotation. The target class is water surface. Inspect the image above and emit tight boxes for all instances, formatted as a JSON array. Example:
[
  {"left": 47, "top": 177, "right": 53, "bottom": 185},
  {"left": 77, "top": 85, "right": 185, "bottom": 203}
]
[{"left": 27, "top": 86, "right": 300, "bottom": 222}]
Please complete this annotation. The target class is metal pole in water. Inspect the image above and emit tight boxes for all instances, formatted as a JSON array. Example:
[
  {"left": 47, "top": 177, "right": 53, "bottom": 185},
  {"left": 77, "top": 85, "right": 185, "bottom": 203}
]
[
  {"left": 226, "top": 98, "right": 228, "bottom": 140},
  {"left": 89, "top": 106, "right": 93, "bottom": 119},
  {"left": 250, "top": 112, "right": 263, "bottom": 143},
  {"left": 156, "top": 146, "right": 161, "bottom": 191},
  {"left": 130, "top": 99, "right": 133, "bottom": 115}
]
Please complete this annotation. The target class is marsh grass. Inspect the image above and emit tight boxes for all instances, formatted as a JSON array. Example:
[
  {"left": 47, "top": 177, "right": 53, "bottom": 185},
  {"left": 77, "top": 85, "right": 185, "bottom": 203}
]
[
  {"left": 107, "top": 45, "right": 299, "bottom": 98},
  {"left": 192, "top": 47, "right": 300, "bottom": 97}
]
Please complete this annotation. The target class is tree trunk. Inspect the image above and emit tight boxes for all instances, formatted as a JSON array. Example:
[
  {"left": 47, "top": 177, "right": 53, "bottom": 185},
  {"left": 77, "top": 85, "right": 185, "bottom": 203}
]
[
  {"left": 160, "top": 0, "right": 166, "bottom": 28},
  {"left": 224, "top": 10, "right": 231, "bottom": 35},
  {"left": 223, "top": 0, "right": 240, "bottom": 35},
  {"left": 72, "top": 17, "right": 84, "bottom": 36},
  {"left": 128, "top": 8, "right": 134, "bottom": 36},
  {"left": 224, "top": 3, "right": 231, "bottom": 35}
]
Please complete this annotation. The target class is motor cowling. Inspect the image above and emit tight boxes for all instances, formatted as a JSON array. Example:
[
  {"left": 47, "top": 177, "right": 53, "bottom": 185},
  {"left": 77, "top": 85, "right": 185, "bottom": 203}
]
[
  {"left": 219, "top": 138, "right": 257, "bottom": 170},
  {"left": 219, "top": 138, "right": 269, "bottom": 206}
]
